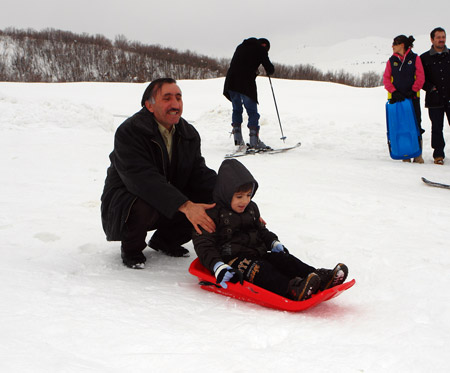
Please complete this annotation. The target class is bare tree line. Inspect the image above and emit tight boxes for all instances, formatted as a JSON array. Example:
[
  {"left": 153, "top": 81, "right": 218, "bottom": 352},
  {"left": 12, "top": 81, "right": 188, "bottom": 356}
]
[
  {"left": 273, "top": 63, "right": 382, "bottom": 87},
  {"left": 0, "top": 28, "right": 382, "bottom": 87}
]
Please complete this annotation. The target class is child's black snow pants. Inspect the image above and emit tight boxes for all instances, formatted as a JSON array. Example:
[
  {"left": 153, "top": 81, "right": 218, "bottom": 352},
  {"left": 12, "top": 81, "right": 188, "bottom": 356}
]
[{"left": 229, "top": 252, "right": 316, "bottom": 298}]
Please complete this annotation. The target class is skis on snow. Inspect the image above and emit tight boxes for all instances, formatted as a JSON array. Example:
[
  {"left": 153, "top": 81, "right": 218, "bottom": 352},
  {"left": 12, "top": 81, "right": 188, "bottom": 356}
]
[
  {"left": 422, "top": 177, "right": 450, "bottom": 190},
  {"left": 225, "top": 142, "right": 301, "bottom": 159}
]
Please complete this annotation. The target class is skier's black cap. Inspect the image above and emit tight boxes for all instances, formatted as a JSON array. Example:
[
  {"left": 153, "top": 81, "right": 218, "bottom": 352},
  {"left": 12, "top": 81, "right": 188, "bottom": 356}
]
[{"left": 258, "top": 38, "right": 270, "bottom": 52}]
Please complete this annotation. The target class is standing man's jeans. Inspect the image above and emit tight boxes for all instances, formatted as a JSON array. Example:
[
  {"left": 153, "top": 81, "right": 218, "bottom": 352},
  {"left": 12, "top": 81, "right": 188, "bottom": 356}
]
[
  {"left": 428, "top": 104, "right": 450, "bottom": 159},
  {"left": 228, "top": 90, "right": 260, "bottom": 129}
]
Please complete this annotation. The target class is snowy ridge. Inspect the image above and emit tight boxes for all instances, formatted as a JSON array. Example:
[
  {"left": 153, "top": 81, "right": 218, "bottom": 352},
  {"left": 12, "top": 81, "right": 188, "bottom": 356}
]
[
  {"left": 275, "top": 34, "right": 431, "bottom": 75},
  {"left": 1, "top": 33, "right": 433, "bottom": 81},
  {"left": 0, "top": 33, "right": 223, "bottom": 82},
  {"left": 1, "top": 78, "right": 449, "bottom": 372}
]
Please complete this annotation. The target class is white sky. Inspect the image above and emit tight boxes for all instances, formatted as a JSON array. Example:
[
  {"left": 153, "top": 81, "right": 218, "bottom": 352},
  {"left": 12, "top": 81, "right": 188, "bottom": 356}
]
[{"left": 1, "top": 0, "right": 449, "bottom": 63}]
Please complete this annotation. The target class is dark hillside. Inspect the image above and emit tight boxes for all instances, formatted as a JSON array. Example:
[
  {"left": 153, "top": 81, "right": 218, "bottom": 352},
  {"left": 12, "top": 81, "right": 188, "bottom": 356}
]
[{"left": 0, "top": 28, "right": 382, "bottom": 86}]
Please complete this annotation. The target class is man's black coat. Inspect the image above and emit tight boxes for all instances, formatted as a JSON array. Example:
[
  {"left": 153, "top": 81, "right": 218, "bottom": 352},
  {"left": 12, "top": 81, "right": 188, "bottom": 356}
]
[
  {"left": 223, "top": 38, "right": 275, "bottom": 103},
  {"left": 101, "top": 108, "right": 217, "bottom": 241}
]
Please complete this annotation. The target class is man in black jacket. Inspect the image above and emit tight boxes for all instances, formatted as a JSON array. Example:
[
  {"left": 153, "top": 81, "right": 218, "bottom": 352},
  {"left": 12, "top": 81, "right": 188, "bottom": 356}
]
[
  {"left": 421, "top": 27, "right": 450, "bottom": 164},
  {"left": 223, "top": 38, "right": 275, "bottom": 150},
  {"left": 101, "top": 78, "right": 217, "bottom": 268}
]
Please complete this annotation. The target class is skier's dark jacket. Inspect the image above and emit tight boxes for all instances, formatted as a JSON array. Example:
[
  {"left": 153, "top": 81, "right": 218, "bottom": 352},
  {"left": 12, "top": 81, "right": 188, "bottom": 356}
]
[
  {"left": 223, "top": 38, "right": 275, "bottom": 103},
  {"left": 420, "top": 47, "right": 450, "bottom": 108},
  {"left": 192, "top": 159, "right": 278, "bottom": 273},
  {"left": 101, "top": 108, "right": 217, "bottom": 241}
]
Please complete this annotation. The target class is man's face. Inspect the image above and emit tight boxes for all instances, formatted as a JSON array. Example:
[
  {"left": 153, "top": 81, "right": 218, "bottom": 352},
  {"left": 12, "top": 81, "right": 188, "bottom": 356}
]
[
  {"left": 146, "top": 83, "right": 183, "bottom": 129},
  {"left": 431, "top": 31, "right": 446, "bottom": 51}
]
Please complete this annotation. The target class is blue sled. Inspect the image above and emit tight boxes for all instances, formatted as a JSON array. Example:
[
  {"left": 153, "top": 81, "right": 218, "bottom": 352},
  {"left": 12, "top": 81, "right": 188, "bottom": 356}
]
[{"left": 385, "top": 99, "right": 422, "bottom": 160}]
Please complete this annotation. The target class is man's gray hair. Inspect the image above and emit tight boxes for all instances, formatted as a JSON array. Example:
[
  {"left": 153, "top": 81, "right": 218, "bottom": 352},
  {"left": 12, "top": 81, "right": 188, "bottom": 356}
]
[{"left": 141, "top": 78, "right": 177, "bottom": 107}]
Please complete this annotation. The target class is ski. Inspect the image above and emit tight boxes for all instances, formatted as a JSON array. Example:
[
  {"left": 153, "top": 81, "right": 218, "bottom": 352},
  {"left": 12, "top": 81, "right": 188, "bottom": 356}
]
[
  {"left": 422, "top": 177, "right": 450, "bottom": 190},
  {"left": 225, "top": 142, "right": 301, "bottom": 159}
]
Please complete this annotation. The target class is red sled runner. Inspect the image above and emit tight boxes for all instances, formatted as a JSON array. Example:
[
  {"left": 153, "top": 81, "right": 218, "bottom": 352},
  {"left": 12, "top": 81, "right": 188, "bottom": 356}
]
[{"left": 189, "top": 258, "right": 355, "bottom": 312}]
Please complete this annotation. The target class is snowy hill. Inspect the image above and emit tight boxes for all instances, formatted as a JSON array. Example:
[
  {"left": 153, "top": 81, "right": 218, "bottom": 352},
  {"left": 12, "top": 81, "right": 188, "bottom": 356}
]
[
  {"left": 275, "top": 34, "right": 431, "bottom": 76},
  {"left": 1, "top": 78, "right": 449, "bottom": 372},
  {"left": 1, "top": 30, "right": 433, "bottom": 84},
  {"left": 0, "top": 31, "right": 225, "bottom": 82}
]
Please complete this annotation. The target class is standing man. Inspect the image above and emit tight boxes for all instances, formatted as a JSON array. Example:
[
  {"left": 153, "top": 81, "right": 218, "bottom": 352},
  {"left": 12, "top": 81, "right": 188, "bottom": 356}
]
[
  {"left": 101, "top": 78, "right": 217, "bottom": 269},
  {"left": 421, "top": 27, "right": 450, "bottom": 165},
  {"left": 223, "top": 37, "right": 275, "bottom": 150}
]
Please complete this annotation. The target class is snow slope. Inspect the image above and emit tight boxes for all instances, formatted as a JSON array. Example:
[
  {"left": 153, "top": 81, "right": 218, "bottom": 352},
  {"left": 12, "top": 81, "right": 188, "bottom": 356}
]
[
  {"left": 0, "top": 34, "right": 433, "bottom": 82},
  {"left": 1, "top": 78, "right": 449, "bottom": 372},
  {"left": 275, "top": 34, "right": 431, "bottom": 75}
]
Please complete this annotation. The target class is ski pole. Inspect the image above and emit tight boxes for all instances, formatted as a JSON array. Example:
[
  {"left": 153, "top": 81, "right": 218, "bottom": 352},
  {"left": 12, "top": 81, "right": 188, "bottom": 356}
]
[{"left": 268, "top": 75, "right": 286, "bottom": 141}]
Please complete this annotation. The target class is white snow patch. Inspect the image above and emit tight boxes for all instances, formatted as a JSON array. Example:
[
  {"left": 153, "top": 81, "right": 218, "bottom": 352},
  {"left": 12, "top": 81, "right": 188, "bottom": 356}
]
[{"left": 0, "top": 78, "right": 449, "bottom": 372}]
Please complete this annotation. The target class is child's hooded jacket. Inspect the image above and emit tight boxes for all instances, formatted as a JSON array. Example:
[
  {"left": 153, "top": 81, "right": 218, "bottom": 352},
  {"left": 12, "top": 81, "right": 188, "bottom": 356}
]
[{"left": 193, "top": 159, "right": 278, "bottom": 272}]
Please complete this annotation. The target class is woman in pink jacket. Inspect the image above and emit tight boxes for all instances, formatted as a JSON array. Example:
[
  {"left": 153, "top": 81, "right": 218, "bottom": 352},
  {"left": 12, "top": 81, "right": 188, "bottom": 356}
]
[{"left": 383, "top": 35, "right": 425, "bottom": 163}]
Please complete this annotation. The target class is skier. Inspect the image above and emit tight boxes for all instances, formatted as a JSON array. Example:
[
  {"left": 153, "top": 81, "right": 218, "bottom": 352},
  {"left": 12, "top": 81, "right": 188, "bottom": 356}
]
[
  {"left": 421, "top": 27, "right": 450, "bottom": 165},
  {"left": 192, "top": 159, "right": 348, "bottom": 301},
  {"left": 223, "top": 38, "right": 275, "bottom": 150},
  {"left": 383, "top": 34, "right": 425, "bottom": 163}
]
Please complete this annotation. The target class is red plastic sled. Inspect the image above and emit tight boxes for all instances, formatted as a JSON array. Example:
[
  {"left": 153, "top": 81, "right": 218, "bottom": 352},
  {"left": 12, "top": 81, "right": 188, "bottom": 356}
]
[{"left": 189, "top": 258, "right": 355, "bottom": 312}]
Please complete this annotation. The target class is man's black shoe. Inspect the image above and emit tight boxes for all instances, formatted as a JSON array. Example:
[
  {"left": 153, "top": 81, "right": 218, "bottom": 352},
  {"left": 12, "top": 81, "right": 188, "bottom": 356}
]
[
  {"left": 148, "top": 236, "right": 190, "bottom": 257},
  {"left": 121, "top": 249, "right": 146, "bottom": 269}
]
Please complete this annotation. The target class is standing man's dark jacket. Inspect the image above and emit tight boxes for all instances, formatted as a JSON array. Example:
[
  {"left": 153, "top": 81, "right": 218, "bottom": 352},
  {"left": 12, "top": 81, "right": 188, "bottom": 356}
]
[
  {"left": 223, "top": 38, "right": 275, "bottom": 103},
  {"left": 421, "top": 47, "right": 450, "bottom": 108},
  {"left": 101, "top": 108, "right": 217, "bottom": 241}
]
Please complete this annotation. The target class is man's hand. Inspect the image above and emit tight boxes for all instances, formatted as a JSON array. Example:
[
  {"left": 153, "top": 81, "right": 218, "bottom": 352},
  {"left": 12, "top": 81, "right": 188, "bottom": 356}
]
[{"left": 178, "top": 201, "right": 216, "bottom": 234}]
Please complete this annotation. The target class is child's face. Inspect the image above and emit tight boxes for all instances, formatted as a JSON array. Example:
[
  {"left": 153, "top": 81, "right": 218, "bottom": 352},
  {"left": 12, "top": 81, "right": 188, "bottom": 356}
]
[{"left": 230, "top": 189, "right": 252, "bottom": 214}]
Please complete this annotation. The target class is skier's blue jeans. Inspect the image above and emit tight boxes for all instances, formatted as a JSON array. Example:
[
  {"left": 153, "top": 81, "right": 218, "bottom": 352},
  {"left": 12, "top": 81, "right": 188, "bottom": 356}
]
[{"left": 228, "top": 90, "right": 260, "bottom": 130}]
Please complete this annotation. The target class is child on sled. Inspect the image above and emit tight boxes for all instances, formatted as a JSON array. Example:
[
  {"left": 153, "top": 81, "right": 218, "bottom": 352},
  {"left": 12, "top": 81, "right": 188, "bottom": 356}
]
[{"left": 192, "top": 159, "right": 348, "bottom": 301}]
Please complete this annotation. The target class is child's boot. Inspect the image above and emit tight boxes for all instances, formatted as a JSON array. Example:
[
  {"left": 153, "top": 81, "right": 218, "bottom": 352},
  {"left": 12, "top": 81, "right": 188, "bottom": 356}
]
[
  {"left": 287, "top": 273, "right": 320, "bottom": 301},
  {"left": 315, "top": 263, "right": 348, "bottom": 291}
]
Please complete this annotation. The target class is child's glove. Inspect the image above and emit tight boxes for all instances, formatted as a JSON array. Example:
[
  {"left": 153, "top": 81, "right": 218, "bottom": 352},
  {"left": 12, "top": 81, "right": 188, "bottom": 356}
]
[
  {"left": 271, "top": 241, "right": 289, "bottom": 254},
  {"left": 213, "top": 261, "right": 243, "bottom": 289}
]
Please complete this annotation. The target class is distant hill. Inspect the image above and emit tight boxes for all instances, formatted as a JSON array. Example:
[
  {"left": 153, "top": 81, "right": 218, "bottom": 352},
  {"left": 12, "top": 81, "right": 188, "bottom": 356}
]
[
  {"left": 276, "top": 35, "right": 431, "bottom": 75},
  {"left": 0, "top": 28, "right": 227, "bottom": 83},
  {"left": 0, "top": 28, "right": 384, "bottom": 87}
]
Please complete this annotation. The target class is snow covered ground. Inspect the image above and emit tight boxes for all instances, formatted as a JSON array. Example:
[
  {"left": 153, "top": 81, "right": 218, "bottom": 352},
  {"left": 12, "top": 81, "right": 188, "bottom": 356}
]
[{"left": 1, "top": 78, "right": 449, "bottom": 372}]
